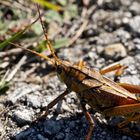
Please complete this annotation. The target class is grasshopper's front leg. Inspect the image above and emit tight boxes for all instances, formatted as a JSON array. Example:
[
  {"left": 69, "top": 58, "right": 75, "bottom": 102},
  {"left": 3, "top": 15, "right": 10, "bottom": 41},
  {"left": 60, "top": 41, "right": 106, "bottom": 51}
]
[
  {"left": 80, "top": 101, "right": 95, "bottom": 140},
  {"left": 33, "top": 89, "right": 70, "bottom": 122}
]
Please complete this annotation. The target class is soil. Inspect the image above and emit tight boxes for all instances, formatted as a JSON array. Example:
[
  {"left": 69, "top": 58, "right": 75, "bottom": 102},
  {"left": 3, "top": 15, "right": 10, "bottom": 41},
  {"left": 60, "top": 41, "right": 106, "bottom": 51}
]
[{"left": 0, "top": 0, "right": 140, "bottom": 140}]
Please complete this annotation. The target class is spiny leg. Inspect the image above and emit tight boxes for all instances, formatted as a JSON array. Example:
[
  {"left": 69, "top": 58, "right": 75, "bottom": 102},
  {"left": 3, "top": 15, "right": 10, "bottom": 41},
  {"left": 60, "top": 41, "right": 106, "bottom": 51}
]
[
  {"left": 100, "top": 63, "right": 126, "bottom": 75},
  {"left": 100, "top": 63, "right": 128, "bottom": 82},
  {"left": 117, "top": 113, "right": 140, "bottom": 137},
  {"left": 103, "top": 103, "right": 140, "bottom": 136},
  {"left": 118, "top": 113, "right": 140, "bottom": 128},
  {"left": 103, "top": 103, "right": 140, "bottom": 117},
  {"left": 81, "top": 101, "right": 94, "bottom": 140},
  {"left": 33, "top": 89, "right": 70, "bottom": 122}
]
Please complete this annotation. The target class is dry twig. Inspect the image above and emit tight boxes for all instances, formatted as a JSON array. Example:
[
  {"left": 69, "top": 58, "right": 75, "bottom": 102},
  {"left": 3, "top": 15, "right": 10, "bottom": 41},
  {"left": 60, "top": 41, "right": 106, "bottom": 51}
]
[{"left": 6, "top": 56, "right": 27, "bottom": 82}]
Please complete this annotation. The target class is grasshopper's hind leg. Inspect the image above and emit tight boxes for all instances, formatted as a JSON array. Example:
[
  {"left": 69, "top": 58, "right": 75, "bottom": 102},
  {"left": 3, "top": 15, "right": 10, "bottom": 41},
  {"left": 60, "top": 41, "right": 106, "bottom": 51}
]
[
  {"left": 118, "top": 83, "right": 140, "bottom": 94},
  {"left": 118, "top": 113, "right": 140, "bottom": 128},
  {"left": 81, "top": 101, "right": 95, "bottom": 140},
  {"left": 117, "top": 113, "right": 140, "bottom": 137},
  {"left": 103, "top": 103, "right": 140, "bottom": 136}
]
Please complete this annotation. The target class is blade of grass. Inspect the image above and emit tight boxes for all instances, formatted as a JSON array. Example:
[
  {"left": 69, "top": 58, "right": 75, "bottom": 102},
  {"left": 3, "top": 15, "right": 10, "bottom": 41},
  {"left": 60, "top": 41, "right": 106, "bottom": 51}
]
[
  {"left": 32, "top": 0, "right": 63, "bottom": 11},
  {"left": 38, "top": 37, "right": 70, "bottom": 52},
  {"left": 0, "top": 80, "right": 9, "bottom": 94},
  {"left": 0, "top": 70, "right": 10, "bottom": 95},
  {"left": 0, "top": 17, "right": 39, "bottom": 50}
]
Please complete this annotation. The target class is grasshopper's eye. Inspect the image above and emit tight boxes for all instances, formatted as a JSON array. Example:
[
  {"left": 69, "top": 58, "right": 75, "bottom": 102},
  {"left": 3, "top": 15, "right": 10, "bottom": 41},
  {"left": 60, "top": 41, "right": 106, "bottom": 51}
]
[{"left": 57, "top": 66, "right": 62, "bottom": 74}]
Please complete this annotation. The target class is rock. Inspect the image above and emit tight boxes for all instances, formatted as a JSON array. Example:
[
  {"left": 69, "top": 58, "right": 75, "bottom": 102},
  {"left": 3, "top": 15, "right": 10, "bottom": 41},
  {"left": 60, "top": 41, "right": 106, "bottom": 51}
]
[
  {"left": 44, "top": 120, "right": 61, "bottom": 135},
  {"left": 69, "top": 121, "right": 76, "bottom": 129},
  {"left": 122, "top": 12, "right": 132, "bottom": 24},
  {"left": 97, "top": 33, "right": 120, "bottom": 45},
  {"left": 122, "top": 135, "right": 128, "bottom": 140},
  {"left": 120, "top": 75, "right": 140, "bottom": 85},
  {"left": 135, "top": 54, "right": 140, "bottom": 70},
  {"left": 37, "top": 134, "right": 48, "bottom": 140},
  {"left": 115, "top": 29, "right": 131, "bottom": 43},
  {"left": 127, "top": 137, "right": 133, "bottom": 140},
  {"left": 119, "top": 55, "right": 140, "bottom": 75},
  {"left": 130, "top": 2, "right": 140, "bottom": 15},
  {"left": 102, "top": 0, "right": 121, "bottom": 11},
  {"left": 103, "top": 43, "right": 127, "bottom": 60},
  {"left": 101, "top": 131, "right": 107, "bottom": 136},
  {"left": 96, "top": 45, "right": 104, "bottom": 54},
  {"left": 119, "top": 56, "right": 135, "bottom": 66},
  {"left": 8, "top": 84, "right": 41, "bottom": 104},
  {"left": 0, "top": 61, "right": 9, "bottom": 68},
  {"left": 82, "top": 27, "right": 99, "bottom": 38},
  {"left": 0, "top": 122, "right": 4, "bottom": 133},
  {"left": 65, "top": 127, "right": 70, "bottom": 133},
  {"left": 91, "top": 10, "right": 111, "bottom": 25},
  {"left": 127, "top": 16, "right": 140, "bottom": 36},
  {"left": 123, "top": 41, "right": 135, "bottom": 51},
  {"left": 15, "top": 127, "right": 35, "bottom": 140},
  {"left": 120, "top": 0, "right": 132, "bottom": 7},
  {"left": 55, "top": 132, "right": 65, "bottom": 139},
  {"left": 104, "top": 18, "right": 121, "bottom": 32},
  {"left": 13, "top": 108, "right": 34, "bottom": 126},
  {"left": 133, "top": 38, "right": 140, "bottom": 50},
  {"left": 26, "top": 92, "right": 42, "bottom": 108},
  {"left": 61, "top": 100, "right": 73, "bottom": 113}
]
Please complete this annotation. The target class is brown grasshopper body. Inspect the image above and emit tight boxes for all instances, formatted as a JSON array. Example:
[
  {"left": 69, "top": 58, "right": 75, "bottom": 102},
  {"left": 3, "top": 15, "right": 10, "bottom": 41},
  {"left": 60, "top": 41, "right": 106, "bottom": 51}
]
[
  {"left": 12, "top": 5, "right": 140, "bottom": 140},
  {"left": 57, "top": 60, "right": 139, "bottom": 116}
]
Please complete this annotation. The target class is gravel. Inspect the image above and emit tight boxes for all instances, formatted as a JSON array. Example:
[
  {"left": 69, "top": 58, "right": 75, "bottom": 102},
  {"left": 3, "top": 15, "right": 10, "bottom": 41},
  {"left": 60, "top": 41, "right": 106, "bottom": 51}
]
[
  {"left": 8, "top": 84, "right": 41, "bottom": 104},
  {"left": 129, "top": 1, "right": 140, "bottom": 15},
  {"left": 12, "top": 107, "right": 34, "bottom": 126},
  {"left": 1, "top": 0, "right": 140, "bottom": 140},
  {"left": 103, "top": 43, "right": 127, "bottom": 60},
  {"left": 126, "top": 16, "right": 140, "bottom": 36}
]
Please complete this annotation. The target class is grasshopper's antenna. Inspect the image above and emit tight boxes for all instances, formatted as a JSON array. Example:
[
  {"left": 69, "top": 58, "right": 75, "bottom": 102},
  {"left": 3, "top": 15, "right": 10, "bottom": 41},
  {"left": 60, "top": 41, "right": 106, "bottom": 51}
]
[
  {"left": 10, "top": 42, "right": 54, "bottom": 65},
  {"left": 36, "top": 4, "right": 60, "bottom": 65}
]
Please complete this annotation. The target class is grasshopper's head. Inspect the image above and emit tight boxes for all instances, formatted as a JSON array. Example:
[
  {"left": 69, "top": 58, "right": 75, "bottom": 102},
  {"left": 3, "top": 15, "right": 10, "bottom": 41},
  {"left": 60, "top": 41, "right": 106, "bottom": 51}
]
[
  {"left": 56, "top": 61, "right": 71, "bottom": 83},
  {"left": 56, "top": 64, "right": 65, "bottom": 83}
]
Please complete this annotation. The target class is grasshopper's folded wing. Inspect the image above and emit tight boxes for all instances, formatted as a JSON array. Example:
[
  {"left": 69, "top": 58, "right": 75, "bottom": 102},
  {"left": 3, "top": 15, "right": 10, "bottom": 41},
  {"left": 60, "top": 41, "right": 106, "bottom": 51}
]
[
  {"left": 103, "top": 77, "right": 137, "bottom": 100},
  {"left": 82, "top": 79, "right": 103, "bottom": 88}
]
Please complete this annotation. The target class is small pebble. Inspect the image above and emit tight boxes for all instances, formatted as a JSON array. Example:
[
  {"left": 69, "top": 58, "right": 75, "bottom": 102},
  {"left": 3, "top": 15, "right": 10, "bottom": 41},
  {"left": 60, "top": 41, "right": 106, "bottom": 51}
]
[
  {"left": 122, "top": 135, "right": 128, "bottom": 140},
  {"left": 44, "top": 120, "right": 61, "bottom": 135},
  {"left": 55, "top": 132, "right": 65, "bottom": 140},
  {"left": 103, "top": 43, "right": 127, "bottom": 60},
  {"left": 13, "top": 108, "right": 34, "bottom": 126},
  {"left": 37, "top": 134, "right": 48, "bottom": 140},
  {"left": 127, "top": 16, "right": 140, "bottom": 36}
]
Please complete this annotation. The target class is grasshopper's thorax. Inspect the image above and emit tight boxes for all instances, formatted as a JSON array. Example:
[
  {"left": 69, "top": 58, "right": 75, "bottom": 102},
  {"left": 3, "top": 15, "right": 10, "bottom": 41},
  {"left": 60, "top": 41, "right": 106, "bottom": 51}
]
[{"left": 56, "top": 60, "right": 88, "bottom": 92}]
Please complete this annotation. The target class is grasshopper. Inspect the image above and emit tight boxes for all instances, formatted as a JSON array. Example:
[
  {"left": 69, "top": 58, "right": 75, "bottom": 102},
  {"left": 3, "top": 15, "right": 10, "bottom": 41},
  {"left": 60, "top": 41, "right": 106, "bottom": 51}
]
[{"left": 13, "top": 5, "right": 140, "bottom": 140}]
